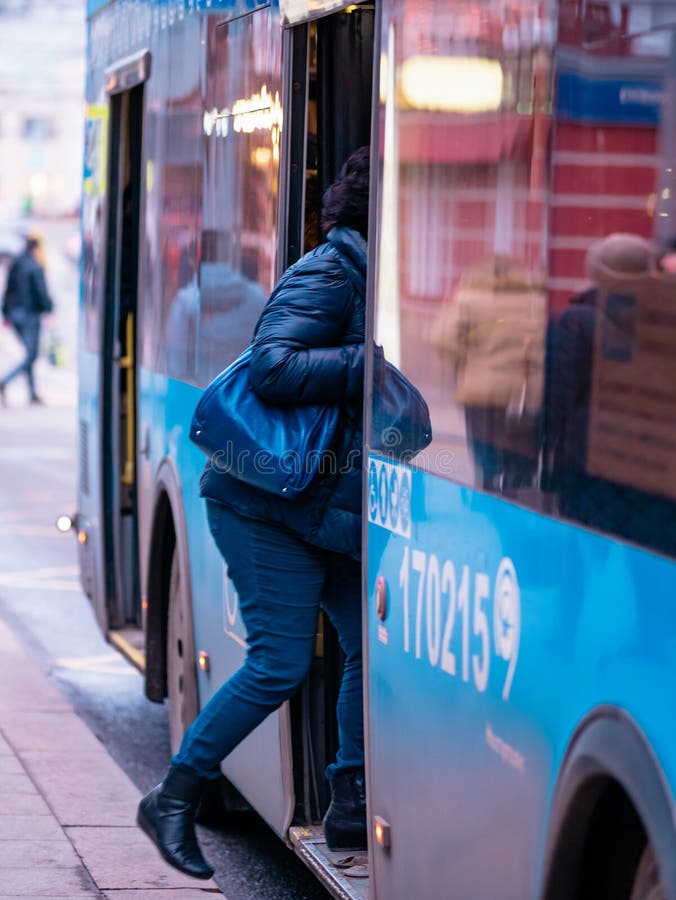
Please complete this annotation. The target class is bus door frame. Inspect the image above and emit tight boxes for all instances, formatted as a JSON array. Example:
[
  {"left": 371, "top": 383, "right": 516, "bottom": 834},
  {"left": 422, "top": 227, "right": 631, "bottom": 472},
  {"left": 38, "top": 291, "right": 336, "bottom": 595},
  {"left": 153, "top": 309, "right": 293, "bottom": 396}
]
[
  {"left": 100, "top": 51, "right": 150, "bottom": 630},
  {"left": 277, "top": 1, "right": 380, "bottom": 829}
]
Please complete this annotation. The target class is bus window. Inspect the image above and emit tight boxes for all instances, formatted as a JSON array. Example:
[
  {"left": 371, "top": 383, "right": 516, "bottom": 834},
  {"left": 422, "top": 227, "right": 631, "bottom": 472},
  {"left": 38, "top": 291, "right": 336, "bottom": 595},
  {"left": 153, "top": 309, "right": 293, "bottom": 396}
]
[
  {"left": 374, "top": 0, "right": 676, "bottom": 560},
  {"left": 540, "top": 12, "right": 676, "bottom": 558},
  {"left": 82, "top": 106, "right": 107, "bottom": 353},
  {"left": 195, "top": 14, "right": 280, "bottom": 388},
  {"left": 139, "top": 20, "right": 202, "bottom": 382}
]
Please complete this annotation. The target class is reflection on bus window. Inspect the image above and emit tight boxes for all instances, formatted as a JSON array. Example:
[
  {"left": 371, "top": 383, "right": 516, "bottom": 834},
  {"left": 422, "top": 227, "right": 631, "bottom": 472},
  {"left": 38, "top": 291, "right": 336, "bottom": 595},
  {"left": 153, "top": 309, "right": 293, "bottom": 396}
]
[
  {"left": 166, "top": 247, "right": 199, "bottom": 380},
  {"left": 191, "top": 16, "right": 280, "bottom": 386},
  {"left": 195, "top": 258, "right": 266, "bottom": 386},
  {"left": 432, "top": 255, "right": 545, "bottom": 492},
  {"left": 376, "top": 0, "right": 676, "bottom": 558},
  {"left": 545, "top": 233, "right": 676, "bottom": 556}
]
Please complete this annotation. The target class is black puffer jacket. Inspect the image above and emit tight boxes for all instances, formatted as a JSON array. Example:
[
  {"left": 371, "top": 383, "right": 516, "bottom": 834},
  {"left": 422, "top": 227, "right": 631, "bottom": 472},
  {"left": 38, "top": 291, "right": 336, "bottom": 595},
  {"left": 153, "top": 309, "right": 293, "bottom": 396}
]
[
  {"left": 2, "top": 251, "right": 53, "bottom": 321},
  {"left": 199, "top": 226, "right": 366, "bottom": 560}
]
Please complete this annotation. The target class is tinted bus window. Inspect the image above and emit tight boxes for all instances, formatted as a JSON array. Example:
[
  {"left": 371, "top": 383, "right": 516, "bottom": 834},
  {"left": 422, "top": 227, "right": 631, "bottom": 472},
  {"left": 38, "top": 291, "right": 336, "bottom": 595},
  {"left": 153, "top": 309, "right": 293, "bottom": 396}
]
[
  {"left": 375, "top": 0, "right": 676, "bottom": 559},
  {"left": 140, "top": 18, "right": 203, "bottom": 380},
  {"left": 82, "top": 105, "right": 108, "bottom": 353},
  {"left": 195, "top": 12, "right": 280, "bottom": 387}
]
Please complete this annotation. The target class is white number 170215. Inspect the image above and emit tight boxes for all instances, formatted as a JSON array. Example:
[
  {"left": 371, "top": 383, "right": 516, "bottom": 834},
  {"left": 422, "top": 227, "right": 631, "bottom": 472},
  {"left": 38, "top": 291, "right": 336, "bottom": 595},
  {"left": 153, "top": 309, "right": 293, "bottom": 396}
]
[{"left": 399, "top": 547, "right": 520, "bottom": 700}]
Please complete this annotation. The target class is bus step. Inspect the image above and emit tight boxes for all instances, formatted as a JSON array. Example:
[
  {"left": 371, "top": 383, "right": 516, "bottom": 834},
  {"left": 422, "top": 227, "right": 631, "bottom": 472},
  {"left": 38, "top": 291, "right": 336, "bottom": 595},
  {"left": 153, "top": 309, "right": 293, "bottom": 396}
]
[
  {"left": 289, "top": 825, "right": 369, "bottom": 900},
  {"left": 108, "top": 627, "right": 145, "bottom": 672}
]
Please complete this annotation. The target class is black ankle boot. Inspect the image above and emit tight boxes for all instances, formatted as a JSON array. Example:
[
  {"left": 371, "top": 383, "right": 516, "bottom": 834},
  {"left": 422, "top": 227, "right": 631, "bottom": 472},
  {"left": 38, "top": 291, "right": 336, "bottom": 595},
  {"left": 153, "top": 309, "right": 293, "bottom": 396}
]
[
  {"left": 137, "top": 765, "right": 214, "bottom": 879},
  {"left": 323, "top": 768, "right": 367, "bottom": 851}
]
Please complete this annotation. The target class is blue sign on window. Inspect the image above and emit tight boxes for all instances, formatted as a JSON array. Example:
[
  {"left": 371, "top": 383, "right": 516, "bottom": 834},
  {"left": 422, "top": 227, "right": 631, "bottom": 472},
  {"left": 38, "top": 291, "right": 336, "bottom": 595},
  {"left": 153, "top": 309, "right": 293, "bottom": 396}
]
[{"left": 557, "top": 72, "right": 662, "bottom": 125}]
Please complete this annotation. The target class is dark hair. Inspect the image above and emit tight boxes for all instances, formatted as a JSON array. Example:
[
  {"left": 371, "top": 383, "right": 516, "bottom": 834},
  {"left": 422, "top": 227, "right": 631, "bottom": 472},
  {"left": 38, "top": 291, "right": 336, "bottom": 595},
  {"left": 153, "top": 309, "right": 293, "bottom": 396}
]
[
  {"left": 320, "top": 146, "right": 370, "bottom": 240},
  {"left": 25, "top": 236, "right": 39, "bottom": 253}
]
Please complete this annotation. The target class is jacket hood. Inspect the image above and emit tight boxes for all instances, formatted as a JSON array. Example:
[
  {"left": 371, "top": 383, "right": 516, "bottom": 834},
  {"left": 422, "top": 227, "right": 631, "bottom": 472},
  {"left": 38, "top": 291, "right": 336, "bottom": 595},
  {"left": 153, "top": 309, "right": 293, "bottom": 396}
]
[{"left": 327, "top": 227, "right": 367, "bottom": 295}]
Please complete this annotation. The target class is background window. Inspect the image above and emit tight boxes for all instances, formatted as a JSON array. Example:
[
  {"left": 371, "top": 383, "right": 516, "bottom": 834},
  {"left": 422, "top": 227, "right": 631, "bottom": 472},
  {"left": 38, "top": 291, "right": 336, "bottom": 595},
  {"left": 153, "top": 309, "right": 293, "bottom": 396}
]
[{"left": 22, "top": 116, "right": 56, "bottom": 140}]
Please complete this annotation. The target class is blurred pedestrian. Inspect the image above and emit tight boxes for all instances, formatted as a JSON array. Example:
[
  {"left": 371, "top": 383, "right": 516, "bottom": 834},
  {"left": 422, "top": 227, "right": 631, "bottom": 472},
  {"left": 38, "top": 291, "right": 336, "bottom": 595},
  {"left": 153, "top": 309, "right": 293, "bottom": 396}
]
[
  {"left": 0, "top": 234, "right": 53, "bottom": 405},
  {"left": 432, "top": 254, "right": 546, "bottom": 492}
]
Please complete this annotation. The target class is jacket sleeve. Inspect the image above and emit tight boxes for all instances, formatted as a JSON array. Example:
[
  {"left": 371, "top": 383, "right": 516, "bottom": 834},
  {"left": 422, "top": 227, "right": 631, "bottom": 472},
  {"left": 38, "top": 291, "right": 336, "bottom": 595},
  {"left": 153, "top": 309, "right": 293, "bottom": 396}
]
[{"left": 248, "top": 257, "right": 364, "bottom": 405}]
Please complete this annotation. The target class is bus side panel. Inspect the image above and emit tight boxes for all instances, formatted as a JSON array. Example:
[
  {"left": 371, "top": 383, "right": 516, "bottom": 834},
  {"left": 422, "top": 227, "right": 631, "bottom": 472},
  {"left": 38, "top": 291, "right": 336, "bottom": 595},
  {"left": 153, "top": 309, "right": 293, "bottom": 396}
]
[
  {"left": 366, "top": 463, "right": 676, "bottom": 898},
  {"left": 79, "top": 28, "right": 113, "bottom": 631},
  {"left": 77, "top": 347, "right": 106, "bottom": 624}
]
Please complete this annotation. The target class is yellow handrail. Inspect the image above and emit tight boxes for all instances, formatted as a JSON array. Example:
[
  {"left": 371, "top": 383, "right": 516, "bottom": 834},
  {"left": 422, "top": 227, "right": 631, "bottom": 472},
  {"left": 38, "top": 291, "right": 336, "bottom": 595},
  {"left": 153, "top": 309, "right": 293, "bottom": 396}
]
[{"left": 119, "top": 311, "right": 135, "bottom": 487}]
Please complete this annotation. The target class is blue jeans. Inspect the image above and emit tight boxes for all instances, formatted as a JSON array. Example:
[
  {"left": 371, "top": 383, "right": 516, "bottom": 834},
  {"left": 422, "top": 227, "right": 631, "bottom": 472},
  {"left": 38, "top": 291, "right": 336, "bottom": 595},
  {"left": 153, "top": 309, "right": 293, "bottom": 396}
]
[
  {"left": 1, "top": 314, "right": 41, "bottom": 397},
  {"left": 172, "top": 500, "right": 364, "bottom": 781}
]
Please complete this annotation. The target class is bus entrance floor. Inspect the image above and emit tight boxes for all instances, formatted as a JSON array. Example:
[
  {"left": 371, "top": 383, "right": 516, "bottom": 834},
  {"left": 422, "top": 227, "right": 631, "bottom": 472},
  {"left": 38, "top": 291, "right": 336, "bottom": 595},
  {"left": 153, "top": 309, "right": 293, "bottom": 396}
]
[
  {"left": 0, "top": 614, "right": 222, "bottom": 898},
  {"left": 289, "top": 826, "right": 369, "bottom": 900}
]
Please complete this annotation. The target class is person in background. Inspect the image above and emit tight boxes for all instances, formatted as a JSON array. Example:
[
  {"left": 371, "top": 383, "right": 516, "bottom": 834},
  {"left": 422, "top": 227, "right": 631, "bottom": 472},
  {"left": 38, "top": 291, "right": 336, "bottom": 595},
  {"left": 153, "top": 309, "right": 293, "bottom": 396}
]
[
  {"left": 543, "top": 232, "right": 673, "bottom": 550},
  {"left": 0, "top": 234, "right": 53, "bottom": 405},
  {"left": 166, "top": 247, "right": 199, "bottom": 380},
  {"left": 137, "top": 147, "right": 371, "bottom": 879},
  {"left": 432, "top": 255, "right": 546, "bottom": 492}
]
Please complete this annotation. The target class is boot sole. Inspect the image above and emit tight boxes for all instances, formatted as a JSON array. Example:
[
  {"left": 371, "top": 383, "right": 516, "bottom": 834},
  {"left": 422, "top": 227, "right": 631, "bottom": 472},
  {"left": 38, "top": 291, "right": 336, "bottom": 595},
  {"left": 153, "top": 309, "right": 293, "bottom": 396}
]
[
  {"left": 326, "top": 843, "right": 368, "bottom": 853},
  {"left": 136, "top": 804, "right": 214, "bottom": 881},
  {"left": 325, "top": 830, "right": 368, "bottom": 853}
]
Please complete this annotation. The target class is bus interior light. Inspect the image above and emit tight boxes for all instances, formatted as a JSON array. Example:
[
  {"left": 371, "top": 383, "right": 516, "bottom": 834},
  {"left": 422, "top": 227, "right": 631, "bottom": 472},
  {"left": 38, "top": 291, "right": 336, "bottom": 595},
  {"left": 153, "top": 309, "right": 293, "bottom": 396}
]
[
  {"left": 198, "top": 651, "right": 211, "bottom": 674},
  {"left": 400, "top": 56, "right": 503, "bottom": 113}
]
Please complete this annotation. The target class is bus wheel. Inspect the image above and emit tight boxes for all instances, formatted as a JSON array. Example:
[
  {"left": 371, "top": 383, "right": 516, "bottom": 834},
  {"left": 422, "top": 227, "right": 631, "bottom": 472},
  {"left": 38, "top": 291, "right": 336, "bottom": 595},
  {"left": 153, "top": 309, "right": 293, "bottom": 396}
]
[
  {"left": 631, "top": 844, "right": 667, "bottom": 900},
  {"left": 167, "top": 546, "right": 199, "bottom": 755}
]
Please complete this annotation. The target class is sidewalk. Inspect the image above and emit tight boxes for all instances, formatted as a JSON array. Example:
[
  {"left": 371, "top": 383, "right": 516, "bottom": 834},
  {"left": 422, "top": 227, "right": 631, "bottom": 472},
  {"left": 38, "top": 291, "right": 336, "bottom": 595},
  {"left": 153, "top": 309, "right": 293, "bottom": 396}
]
[
  {"left": 0, "top": 327, "right": 76, "bottom": 411},
  {"left": 0, "top": 616, "right": 222, "bottom": 898}
]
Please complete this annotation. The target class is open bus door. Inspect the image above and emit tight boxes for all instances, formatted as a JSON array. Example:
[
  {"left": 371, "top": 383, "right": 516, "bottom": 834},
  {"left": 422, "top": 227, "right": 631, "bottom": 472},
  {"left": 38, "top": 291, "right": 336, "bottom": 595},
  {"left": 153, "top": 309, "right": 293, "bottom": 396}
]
[
  {"left": 272, "top": 5, "right": 375, "bottom": 896},
  {"left": 98, "top": 58, "right": 147, "bottom": 637}
]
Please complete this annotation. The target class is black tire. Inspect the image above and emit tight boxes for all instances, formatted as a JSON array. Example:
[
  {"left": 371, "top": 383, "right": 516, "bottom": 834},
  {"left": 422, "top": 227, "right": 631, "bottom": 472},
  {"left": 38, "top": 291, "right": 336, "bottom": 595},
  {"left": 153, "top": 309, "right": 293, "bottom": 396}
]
[
  {"left": 631, "top": 844, "right": 667, "bottom": 900},
  {"left": 166, "top": 546, "right": 199, "bottom": 755}
]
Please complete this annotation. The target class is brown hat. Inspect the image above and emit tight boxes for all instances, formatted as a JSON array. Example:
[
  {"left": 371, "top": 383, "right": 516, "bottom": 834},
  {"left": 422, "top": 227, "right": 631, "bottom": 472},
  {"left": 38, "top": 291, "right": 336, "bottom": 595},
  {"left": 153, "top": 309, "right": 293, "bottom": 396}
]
[{"left": 586, "top": 233, "right": 655, "bottom": 281}]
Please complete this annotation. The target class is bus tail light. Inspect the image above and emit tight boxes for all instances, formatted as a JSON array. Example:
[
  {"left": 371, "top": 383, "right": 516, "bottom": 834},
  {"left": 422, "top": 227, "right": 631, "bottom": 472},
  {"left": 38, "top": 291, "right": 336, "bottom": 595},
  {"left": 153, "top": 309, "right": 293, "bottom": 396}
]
[
  {"left": 56, "top": 512, "right": 86, "bottom": 546},
  {"left": 374, "top": 816, "right": 391, "bottom": 849},
  {"left": 375, "top": 576, "right": 388, "bottom": 621}
]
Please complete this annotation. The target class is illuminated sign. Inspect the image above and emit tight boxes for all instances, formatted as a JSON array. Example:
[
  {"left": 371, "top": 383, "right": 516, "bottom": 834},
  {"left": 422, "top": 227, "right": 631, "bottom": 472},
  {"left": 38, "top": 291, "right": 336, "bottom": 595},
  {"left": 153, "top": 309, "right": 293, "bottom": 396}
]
[
  {"left": 399, "top": 56, "right": 503, "bottom": 114},
  {"left": 203, "top": 85, "right": 283, "bottom": 159},
  {"left": 280, "top": 0, "right": 357, "bottom": 26}
]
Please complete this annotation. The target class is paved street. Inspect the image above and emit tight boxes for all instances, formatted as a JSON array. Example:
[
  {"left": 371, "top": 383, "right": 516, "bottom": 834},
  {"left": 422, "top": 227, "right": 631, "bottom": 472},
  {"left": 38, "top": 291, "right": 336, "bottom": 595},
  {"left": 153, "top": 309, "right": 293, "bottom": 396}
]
[
  {"left": 0, "top": 614, "right": 221, "bottom": 897},
  {"left": 0, "top": 227, "right": 331, "bottom": 899}
]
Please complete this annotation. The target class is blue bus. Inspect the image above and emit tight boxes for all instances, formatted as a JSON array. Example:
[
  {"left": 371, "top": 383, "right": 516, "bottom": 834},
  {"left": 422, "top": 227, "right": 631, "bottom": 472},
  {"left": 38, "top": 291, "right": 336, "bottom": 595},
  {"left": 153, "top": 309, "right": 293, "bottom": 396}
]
[{"left": 77, "top": 0, "right": 676, "bottom": 895}]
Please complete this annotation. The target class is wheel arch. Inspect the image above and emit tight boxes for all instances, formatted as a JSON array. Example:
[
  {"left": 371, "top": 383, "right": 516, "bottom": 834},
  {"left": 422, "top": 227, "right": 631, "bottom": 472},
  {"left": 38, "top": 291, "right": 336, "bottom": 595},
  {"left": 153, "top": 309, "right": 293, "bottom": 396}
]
[
  {"left": 541, "top": 706, "right": 676, "bottom": 900},
  {"left": 144, "top": 457, "right": 193, "bottom": 704}
]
